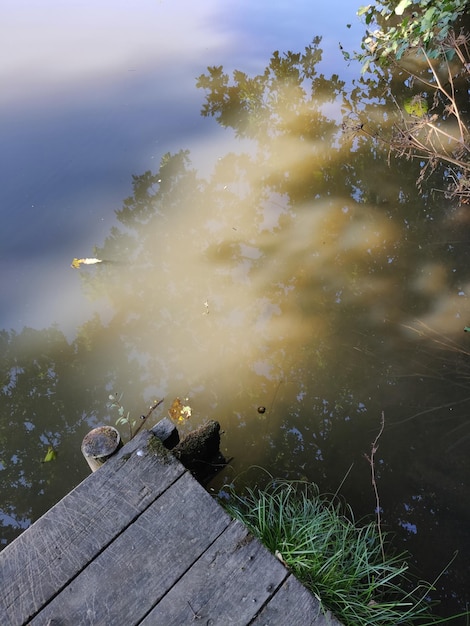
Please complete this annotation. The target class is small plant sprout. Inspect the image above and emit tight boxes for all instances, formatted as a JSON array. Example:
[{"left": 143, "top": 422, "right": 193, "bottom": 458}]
[
  {"left": 107, "top": 393, "right": 164, "bottom": 441},
  {"left": 108, "top": 392, "right": 135, "bottom": 440}
]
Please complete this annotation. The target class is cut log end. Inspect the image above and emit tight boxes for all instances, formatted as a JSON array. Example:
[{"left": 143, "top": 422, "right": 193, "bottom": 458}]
[
  {"left": 172, "top": 420, "right": 226, "bottom": 483},
  {"left": 81, "top": 426, "right": 122, "bottom": 472}
]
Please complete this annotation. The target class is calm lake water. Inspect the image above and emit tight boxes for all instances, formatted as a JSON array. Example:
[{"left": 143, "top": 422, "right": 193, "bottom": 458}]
[{"left": 1, "top": 1, "right": 469, "bottom": 621}]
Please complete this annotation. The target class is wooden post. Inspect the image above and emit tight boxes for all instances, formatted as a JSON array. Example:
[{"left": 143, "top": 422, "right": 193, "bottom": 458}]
[
  {"left": 81, "top": 426, "right": 122, "bottom": 472},
  {"left": 172, "top": 420, "right": 226, "bottom": 483},
  {"left": 150, "top": 417, "right": 180, "bottom": 449}
]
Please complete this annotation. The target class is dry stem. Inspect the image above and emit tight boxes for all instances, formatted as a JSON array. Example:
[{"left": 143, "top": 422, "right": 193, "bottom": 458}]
[
  {"left": 365, "top": 411, "right": 386, "bottom": 562},
  {"left": 132, "top": 397, "right": 165, "bottom": 437},
  {"left": 346, "top": 30, "right": 470, "bottom": 202}
]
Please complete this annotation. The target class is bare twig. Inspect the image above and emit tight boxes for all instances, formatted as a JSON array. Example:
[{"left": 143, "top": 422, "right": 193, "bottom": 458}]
[
  {"left": 132, "top": 398, "right": 165, "bottom": 437},
  {"left": 350, "top": 29, "right": 470, "bottom": 202},
  {"left": 364, "top": 411, "right": 386, "bottom": 562}
]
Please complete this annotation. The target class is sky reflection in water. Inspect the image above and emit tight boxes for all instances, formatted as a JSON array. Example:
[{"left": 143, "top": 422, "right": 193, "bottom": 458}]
[{"left": 1, "top": 1, "right": 470, "bottom": 620}]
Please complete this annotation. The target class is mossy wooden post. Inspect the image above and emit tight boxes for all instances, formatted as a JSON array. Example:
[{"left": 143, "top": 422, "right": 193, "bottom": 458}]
[{"left": 81, "top": 426, "right": 123, "bottom": 472}]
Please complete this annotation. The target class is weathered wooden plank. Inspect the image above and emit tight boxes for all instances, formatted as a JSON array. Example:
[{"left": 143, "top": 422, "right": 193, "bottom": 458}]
[
  {"left": 251, "top": 575, "right": 344, "bottom": 626},
  {"left": 0, "top": 426, "right": 345, "bottom": 626},
  {"left": 29, "top": 471, "right": 232, "bottom": 626},
  {"left": 141, "top": 519, "right": 289, "bottom": 625},
  {"left": 0, "top": 430, "right": 184, "bottom": 626}
]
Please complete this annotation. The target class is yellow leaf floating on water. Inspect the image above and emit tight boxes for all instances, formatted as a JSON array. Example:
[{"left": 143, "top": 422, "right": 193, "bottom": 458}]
[
  {"left": 403, "top": 96, "right": 428, "bottom": 118},
  {"left": 168, "top": 397, "right": 192, "bottom": 423},
  {"left": 71, "top": 257, "right": 103, "bottom": 269},
  {"left": 42, "top": 446, "right": 57, "bottom": 463}
]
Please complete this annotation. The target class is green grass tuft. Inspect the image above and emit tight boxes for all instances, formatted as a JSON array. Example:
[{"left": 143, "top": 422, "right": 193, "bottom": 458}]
[{"left": 222, "top": 480, "right": 468, "bottom": 626}]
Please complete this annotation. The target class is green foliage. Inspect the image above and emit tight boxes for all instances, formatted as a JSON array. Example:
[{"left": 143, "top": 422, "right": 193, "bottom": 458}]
[
  {"left": 108, "top": 392, "right": 135, "bottom": 440},
  {"left": 356, "top": 0, "right": 468, "bottom": 70},
  {"left": 224, "top": 481, "right": 467, "bottom": 626},
  {"left": 403, "top": 95, "right": 428, "bottom": 117},
  {"left": 348, "top": 1, "right": 470, "bottom": 201}
]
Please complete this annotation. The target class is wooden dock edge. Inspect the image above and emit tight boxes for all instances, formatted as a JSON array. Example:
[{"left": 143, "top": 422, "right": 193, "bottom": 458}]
[{"left": 0, "top": 429, "right": 343, "bottom": 626}]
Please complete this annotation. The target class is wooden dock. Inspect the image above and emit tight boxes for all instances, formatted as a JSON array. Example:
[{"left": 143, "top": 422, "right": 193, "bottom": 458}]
[{"left": 0, "top": 428, "right": 342, "bottom": 626}]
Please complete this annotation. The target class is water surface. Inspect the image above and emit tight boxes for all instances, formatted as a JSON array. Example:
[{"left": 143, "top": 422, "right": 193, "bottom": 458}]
[{"left": 1, "top": 1, "right": 469, "bottom": 621}]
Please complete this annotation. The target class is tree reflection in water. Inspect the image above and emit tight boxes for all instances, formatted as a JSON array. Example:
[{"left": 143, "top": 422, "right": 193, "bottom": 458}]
[{"left": 1, "top": 37, "right": 469, "bottom": 620}]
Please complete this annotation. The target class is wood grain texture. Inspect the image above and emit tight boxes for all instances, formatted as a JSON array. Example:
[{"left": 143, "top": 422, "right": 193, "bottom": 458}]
[
  {"left": 0, "top": 430, "right": 184, "bottom": 626},
  {"left": 29, "top": 471, "right": 231, "bottom": 626},
  {"left": 251, "top": 575, "right": 344, "bottom": 626},
  {"left": 141, "top": 519, "right": 289, "bottom": 625},
  {"left": 0, "top": 429, "right": 344, "bottom": 626}
]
